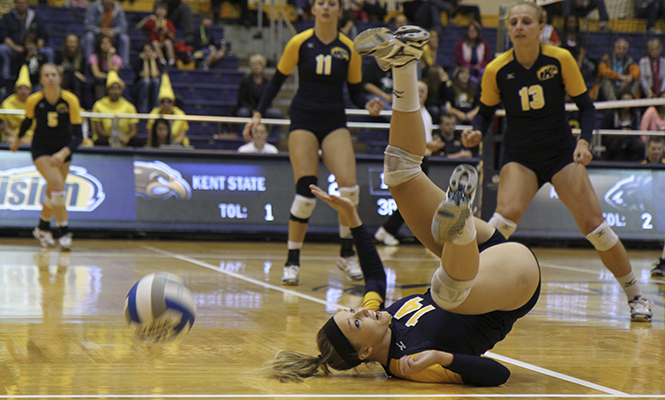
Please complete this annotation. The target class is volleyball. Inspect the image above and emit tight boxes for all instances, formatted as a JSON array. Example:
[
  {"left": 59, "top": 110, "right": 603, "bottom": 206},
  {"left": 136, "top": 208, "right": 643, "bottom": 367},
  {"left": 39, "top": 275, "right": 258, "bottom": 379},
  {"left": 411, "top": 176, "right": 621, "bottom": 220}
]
[{"left": 124, "top": 272, "right": 197, "bottom": 343}]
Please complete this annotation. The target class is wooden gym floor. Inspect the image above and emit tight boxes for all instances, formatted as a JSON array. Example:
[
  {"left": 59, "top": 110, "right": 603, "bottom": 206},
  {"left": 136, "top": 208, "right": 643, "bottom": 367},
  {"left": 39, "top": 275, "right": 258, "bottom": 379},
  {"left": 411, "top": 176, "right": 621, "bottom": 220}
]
[{"left": 0, "top": 237, "right": 663, "bottom": 399}]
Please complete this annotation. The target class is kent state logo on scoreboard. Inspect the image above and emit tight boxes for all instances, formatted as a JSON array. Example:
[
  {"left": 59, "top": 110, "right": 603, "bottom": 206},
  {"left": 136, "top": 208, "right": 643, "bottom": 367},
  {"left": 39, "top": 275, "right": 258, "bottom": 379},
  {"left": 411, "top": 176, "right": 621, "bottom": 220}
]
[{"left": 0, "top": 165, "right": 105, "bottom": 212}]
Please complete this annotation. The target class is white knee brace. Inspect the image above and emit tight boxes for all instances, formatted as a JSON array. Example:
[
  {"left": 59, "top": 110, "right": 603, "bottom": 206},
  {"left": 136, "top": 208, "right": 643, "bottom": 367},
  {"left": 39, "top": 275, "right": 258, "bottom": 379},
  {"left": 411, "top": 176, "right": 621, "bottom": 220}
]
[
  {"left": 488, "top": 212, "right": 517, "bottom": 239},
  {"left": 51, "top": 190, "right": 67, "bottom": 207},
  {"left": 338, "top": 185, "right": 360, "bottom": 205},
  {"left": 383, "top": 145, "right": 423, "bottom": 187},
  {"left": 42, "top": 196, "right": 53, "bottom": 209},
  {"left": 586, "top": 220, "right": 619, "bottom": 251},
  {"left": 290, "top": 195, "right": 317, "bottom": 222},
  {"left": 430, "top": 264, "right": 474, "bottom": 310}
]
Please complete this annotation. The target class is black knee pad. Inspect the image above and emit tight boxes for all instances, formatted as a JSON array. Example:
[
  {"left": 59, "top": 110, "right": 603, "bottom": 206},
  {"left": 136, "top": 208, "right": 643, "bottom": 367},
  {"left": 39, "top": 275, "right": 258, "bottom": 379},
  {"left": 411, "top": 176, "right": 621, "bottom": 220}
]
[{"left": 295, "top": 176, "right": 318, "bottom": 198}]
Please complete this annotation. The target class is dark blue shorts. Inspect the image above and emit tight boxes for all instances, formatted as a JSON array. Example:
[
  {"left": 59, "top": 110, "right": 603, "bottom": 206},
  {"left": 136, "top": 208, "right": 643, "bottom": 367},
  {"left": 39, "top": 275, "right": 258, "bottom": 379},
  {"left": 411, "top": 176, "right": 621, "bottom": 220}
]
[
  {"left": 502, "top": 146, "right": 575, "bottom": 188},
  {"left": 31, "top": 146, "right": 72, "bottom": 163},
  {"left": 479, "top": 230, "right": 541, "bottom": 319},
  {"left": 289, "top": 109, "right": 347, "bottom": 144}
]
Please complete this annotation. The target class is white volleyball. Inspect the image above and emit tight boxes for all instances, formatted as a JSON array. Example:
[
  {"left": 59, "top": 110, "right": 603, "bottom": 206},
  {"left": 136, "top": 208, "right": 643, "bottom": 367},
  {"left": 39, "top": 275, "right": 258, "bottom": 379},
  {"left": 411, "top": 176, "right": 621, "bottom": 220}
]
[{"left": 124, "top": 272, "right": 196, "bottom": 343}]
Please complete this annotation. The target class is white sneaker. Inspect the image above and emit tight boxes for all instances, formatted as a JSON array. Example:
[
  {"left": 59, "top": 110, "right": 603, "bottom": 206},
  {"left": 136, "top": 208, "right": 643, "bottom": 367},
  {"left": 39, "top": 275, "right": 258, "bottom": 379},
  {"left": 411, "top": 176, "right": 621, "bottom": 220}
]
[
  {"left": 281, "top": 265, "right": 300, "bottom": 286},
  {"left": 629, "top": 296, "right": 653, "bottom": 322},
  {"left": 354, "top": 25, "right": 430, "bottom": 71},
  {"left": 336, "top": 256, "right": 364, "bottom": 280},
  {"left": 431, "top": 164, "right": 478, "bottom": 244},
  {"left": 58, "top": 232, "right": 73, "bottom": 252},
  {"left": 33, "top": 227, "right": 55, "bottom": 248},
  {"left": 374, "top": 227, "right": 399, "bottom": 246}
]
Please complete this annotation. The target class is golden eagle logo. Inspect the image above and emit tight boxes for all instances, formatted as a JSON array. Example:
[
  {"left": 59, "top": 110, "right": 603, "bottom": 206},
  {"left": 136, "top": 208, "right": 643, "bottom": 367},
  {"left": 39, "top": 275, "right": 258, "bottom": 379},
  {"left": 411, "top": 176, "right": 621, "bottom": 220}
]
[
  {"left": 331, "top": 47, "right": 349, "bottom": 61},
  {"left": 134, "top": 161, "right": 192, "bottom": 200},
  {"left": 537, "top": 65, "right": 558, "bottom": 81},
  {"left": 56, "top": 103, "right": 68, "bottom": 114}
]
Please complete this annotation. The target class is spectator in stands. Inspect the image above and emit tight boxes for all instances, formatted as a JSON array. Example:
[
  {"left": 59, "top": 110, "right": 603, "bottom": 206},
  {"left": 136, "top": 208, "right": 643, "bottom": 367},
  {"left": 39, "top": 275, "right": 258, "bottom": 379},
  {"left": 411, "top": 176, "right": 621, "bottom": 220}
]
[
  {"left": 599, "top": 91, "right": 644, "bottom": 161},
  {"left": 82, "top": 0, "right": 130, "bottom": 65},
  {"left": 90, "top": 71, "right": 139, "bottom": 147},
  {"left": 639, "top": 39, "right": 665, "bottom": 98},
  {"left": 88, "top": 35, "right": 123, "bottom": 101},
  {"left": 393, "top": 13, "right": 408, "bottom": 29},
  {"left": 147, "top": 73, "right": 190, "bottom": 147},
  {"left": 348, "top": 0, "right": 386, "bottom": 23},
  {"left": 55, "top": 34, "right": 87, "bottom": 107},
  {"left": 21, "top": 33, "right": 48, "bottom": 89},
  {"left": 0, "top": 65, "right": 34, "bottom": 144},
  {"left": 635, "top": 0, "right": 665, "bottom": 33},
  {"left": 539, "top": 9, "right": 561, "bottom": 46},
  {"left": 562, "top": 0, "right": 610, "bottom": 31},
  {"left": 163, "top": 0, "right": 194, "bottom": 40},
  {"left": 137, "top": 2, "right": 177, "bottom": 67},
  {"left": 436, "top": 111, "right": 473, "bottom": 158},
  {"left": 193, "top": 13, "right": 227, "bottom": 70},
  {"left": 592, "top": 38, "right": 640, "bottom": 101},
  {"left": 237, "top": 123, "right": 278, "bottom": 153},
  {"left": 643, "top": 136, "right": 665, "bottom": 164},
  {"left": 0, "top": 0, "right": 54, "bottom": 87},
  {"left": 558, "top": 15, "right": 595, "bottom": 82},
  {"left": 235, "top": 54, "right": 283, "bottom": 135},
  {"left": 640, "top": 90, "right": 665, "bottom": 132},
  {"left": 421, "top": 28, "right": 440, "bottom": 74},
  {"left": 132, "top": 43, "right": 163, "bottom": 114},
  {"left": 455, "top": 21, "right": 491, "bottom": 83},
  {"left": 149, "top": 118, "right": 171, "bottom": 147},
  {"left": 339, "top": 8, "right": 358, "bottom": 39},
  {"left": 423, "top": 65, "right": 451, "bottom": 123},
  {"left": 363, "top": 58, "right": 393, "bottom": 109},
  {"left": 447, "top": 66, "right": 479, "bottom": 125}
]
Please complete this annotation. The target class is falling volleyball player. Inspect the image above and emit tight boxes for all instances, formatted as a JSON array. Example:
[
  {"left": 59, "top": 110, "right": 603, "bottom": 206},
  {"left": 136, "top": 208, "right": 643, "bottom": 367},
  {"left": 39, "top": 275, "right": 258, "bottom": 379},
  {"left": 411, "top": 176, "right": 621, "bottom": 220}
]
[{"left": 268, "top": 25, "right": 541, "bottom": 385}]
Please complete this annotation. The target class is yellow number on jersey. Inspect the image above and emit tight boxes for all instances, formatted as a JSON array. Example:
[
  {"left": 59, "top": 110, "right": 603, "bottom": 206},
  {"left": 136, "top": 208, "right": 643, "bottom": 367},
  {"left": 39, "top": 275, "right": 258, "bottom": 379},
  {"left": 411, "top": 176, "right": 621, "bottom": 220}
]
[
  {"left": 393, "top": 297, "right": 436, "bottom": 327},
  {"left": 518, "top": 85, "right": 545, "bottom": 111},
  {"left": 47, "top": 111, "right": 59, "bottom": 128},
  {"left": 315, "top": 54, "right": 332, "bottom": 75}
]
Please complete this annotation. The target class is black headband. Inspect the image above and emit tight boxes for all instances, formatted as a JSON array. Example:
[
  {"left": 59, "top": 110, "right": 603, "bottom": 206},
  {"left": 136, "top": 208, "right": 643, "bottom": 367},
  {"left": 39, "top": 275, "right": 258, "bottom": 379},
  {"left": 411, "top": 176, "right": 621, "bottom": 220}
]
[{"left": 321, "top": 316, "right": 362, "bottom": 368}]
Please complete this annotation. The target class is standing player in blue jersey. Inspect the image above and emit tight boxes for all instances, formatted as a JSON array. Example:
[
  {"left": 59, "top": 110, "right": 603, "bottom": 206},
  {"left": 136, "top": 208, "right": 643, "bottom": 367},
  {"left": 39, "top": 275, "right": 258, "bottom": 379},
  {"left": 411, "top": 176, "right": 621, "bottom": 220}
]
[
  {"left": 267, "top": 27, "right": 541, "bottom": 385},
  {"left": 10, "top": 64, "right": 83, "bottom": 251},
  {"left": 461, "top": 1, "right": 653, "bottom": 322},
  {"left": 243, "top": 0, "right": 383, "bottom": 286}
]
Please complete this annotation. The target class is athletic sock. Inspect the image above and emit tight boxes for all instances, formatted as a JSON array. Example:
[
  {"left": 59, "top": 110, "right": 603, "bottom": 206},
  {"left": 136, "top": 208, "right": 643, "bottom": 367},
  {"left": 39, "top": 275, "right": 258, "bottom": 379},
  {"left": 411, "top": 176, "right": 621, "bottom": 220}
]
[
  {"left": 38, "top": 218, "right": 50, "bottom": 231},
  {"left": 617, "top": 271, "right": 643, "bottom": 301},
  {"left": 340, "top": 238, "right": 355, "bottom": 258},
  {"left": 391, "top": 61, "right": 420, "bottom": 112}
]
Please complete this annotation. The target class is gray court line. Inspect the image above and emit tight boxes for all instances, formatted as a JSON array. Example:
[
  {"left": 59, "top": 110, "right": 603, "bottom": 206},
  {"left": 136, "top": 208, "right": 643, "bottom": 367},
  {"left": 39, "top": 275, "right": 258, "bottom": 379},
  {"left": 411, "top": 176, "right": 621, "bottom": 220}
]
[{"left": 144, "top": 246, "right": 632, "bottom": 398}]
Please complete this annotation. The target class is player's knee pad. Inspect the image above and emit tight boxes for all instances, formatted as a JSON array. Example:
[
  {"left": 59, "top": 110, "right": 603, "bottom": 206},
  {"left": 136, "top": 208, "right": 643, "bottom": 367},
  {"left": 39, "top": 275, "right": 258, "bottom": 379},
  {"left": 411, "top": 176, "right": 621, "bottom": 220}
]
[
  {"left": 338, "top": 185, "right": 360, "bottom": 206},
  {"left": 488, "top": 212, "right": 517, "bottom": 239},
  {"left": 383, "top": 145, "right": 423, "bottom": 187},
  {"left": 430, "top": 264, "right": 474, "bottom": 310},
  {"left": 290, "top": 176, "right": 318, "bottom": 223},
  {"left": 42, "top": 196, "right": 53, "bottom": 209},
  {"left": 51, "top": 190, "right": 66, "bottom": 207},
  {"left": 586, "top": 220, "right": 619, "bottom": 251}
]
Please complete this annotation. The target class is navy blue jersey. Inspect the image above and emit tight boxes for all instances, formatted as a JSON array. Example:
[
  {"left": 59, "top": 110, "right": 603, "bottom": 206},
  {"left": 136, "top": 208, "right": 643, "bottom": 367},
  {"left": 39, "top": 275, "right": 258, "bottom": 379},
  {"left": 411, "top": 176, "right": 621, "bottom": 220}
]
[
  {"left": 480, "top": 45, "right": 588, "bottom": 155},
  {"left": 277, "top": 28, "right": 362, "bottom": 116},
  {"left": 26, "top": 90, "right": 82, "bottom": 152}
]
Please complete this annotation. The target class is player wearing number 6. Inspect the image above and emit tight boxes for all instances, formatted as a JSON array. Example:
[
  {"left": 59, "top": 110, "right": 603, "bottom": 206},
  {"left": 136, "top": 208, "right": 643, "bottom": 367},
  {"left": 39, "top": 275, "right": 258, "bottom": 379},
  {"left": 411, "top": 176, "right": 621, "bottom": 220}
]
[
  {"left": 10, "top": 63, "right": 83, "bottom": 251},
  {"left": 461, "top": 1, "right": 652, "bottom": 321},
  {"left": 242, "top": 0, "right": 383, "bottom": 286}
]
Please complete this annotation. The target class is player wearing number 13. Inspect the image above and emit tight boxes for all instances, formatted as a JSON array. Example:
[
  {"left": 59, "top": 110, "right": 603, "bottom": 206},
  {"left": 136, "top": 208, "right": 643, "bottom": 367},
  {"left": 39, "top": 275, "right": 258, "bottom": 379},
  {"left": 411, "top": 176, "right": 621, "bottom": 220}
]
[
  {"left": 242, "top": 0, "right": 383, "bottom": 286},
  {"left": 463, "top": 1, "right": 653, "bottom": 322}
]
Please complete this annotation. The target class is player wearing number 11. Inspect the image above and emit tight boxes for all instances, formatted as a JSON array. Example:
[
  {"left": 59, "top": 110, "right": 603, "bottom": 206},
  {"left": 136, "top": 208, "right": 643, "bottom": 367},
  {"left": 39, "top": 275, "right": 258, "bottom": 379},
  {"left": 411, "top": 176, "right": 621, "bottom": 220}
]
[
  {"left": 242, "top": 0, "right": 383, "bottom": 286},
  {"left": 462, "top": 1, "right": 653, "bottom": 322}
]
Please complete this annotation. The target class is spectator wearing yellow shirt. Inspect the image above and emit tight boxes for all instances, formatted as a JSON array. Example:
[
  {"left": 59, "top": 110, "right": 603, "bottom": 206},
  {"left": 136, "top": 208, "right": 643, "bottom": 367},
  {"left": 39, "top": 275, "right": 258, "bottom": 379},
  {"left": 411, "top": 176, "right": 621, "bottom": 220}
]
[
  {"left": 146, "top": 72, "right": 189, "bottom": 147},
  {"left": 0, "top": 65, "right": 35, "bottom": 144},
  {"left": 91, "top": 70, "right": 139, "bottom": 146}
]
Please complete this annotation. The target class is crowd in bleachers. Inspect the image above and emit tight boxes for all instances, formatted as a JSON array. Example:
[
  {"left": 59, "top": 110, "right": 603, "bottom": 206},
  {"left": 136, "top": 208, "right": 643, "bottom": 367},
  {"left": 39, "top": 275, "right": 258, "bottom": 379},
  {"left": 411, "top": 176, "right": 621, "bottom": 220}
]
[{"left": 0, "top": 0, "right": 664, "bottom": 158}]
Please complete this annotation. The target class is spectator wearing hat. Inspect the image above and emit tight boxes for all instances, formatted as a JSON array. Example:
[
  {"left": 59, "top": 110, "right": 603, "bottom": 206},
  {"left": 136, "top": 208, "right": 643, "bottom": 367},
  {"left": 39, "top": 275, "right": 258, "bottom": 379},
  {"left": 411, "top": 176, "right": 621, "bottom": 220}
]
[
  {"left": 146, "top": 73, "right": 189, "bottom": 147},
  {"left": 90, "top": 70, "right": 139, "bottom": 147},
  {"left": 0, "top": 64, "right": 35, "bottom": 144}
]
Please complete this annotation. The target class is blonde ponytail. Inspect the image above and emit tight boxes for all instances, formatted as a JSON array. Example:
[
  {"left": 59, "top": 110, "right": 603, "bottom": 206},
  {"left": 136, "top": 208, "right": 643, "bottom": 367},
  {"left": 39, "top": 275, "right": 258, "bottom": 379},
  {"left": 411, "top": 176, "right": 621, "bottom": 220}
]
[{"left": 267, "top": 350, "right": 330, "bottom": 382}]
